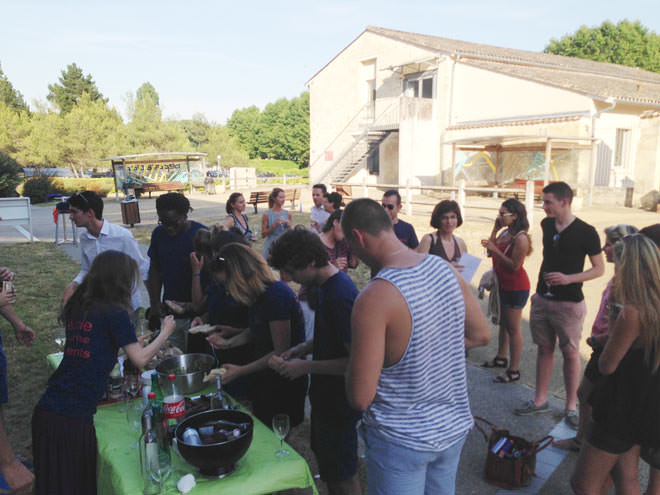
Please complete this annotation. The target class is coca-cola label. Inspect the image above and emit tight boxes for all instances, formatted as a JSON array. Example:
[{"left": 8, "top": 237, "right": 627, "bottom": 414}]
[{"left": 163, "top": 397, "right": 185, "bottom": 419}]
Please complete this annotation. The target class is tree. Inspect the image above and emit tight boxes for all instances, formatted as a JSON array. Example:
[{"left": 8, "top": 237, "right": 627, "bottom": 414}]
[
  {"left": 200, "top": 125, "right": 250, "bottom": 169},
  {"left": 227, "top": 105, "right": 262, "bottom": 158},
  {"left": 545, "top": 20, "right": 660, "bottom": 73},
  {"left": 136, "top": 82, "right": 159, "bottom": 106},
  {"left": 0, "top": 63, "right": 28, "bottom": 113},
  {"left": 47, "top": 63, "right": 108, "bottom": 113},
  {"left": 0, "top": 151, "right": 22, "bottom": 197},
  {"left": 179, "top": 113, "right": 211, "bottom": 149},
  {"left": 0, "top": 103, "right": 30, "bottom": 155},
  {"left": 61, "top": 93, "right": 124, "bottom": 176}
]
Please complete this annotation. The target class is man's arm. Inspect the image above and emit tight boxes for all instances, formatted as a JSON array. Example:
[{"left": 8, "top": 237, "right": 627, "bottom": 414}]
[
  {"left": 147, "top": 260, "right": 163, "bottom": 328},
  {"left": 346, "top": 283, "right": 388, "bottom": 412},
  {"left": 457, "top": 275, "right": 490, "bottom": 349},
  {"left": 0, "top": 304, "right": 34, "bottom": 346},
  {"left": 545, "top": 252, "right": 605, "bottom": 286}
]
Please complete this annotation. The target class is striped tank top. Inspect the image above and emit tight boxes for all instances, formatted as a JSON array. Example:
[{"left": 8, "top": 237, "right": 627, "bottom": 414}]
[{"left": 364, "top": 255, "right": 473, "bottom": 451}]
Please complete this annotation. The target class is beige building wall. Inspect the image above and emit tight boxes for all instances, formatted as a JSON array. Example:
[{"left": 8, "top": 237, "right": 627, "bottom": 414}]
[
  {"left": 636, "top": 117, "right": 660, "bottom": 194},
  {"left": 308, "top": 31, "right": 436, "bottom": 184}
]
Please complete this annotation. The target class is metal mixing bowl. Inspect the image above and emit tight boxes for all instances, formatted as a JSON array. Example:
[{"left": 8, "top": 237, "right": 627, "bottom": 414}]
[{"left": 156, "top": 353, "right": 216, "bottom": 395}]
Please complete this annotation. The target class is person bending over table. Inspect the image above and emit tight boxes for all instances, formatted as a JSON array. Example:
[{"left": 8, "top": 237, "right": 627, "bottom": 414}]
[
  {"left": 205, "top": 243, "right": 307, "bottom": 428},
  {"left": 188, "top": 227, "right": 253, "bottom": 399},
  {"left": 32, "top": 251, "right": 175, "bottom": 495}
]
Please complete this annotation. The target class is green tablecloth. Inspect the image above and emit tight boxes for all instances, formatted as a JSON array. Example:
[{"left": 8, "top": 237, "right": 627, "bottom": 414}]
[{"left": 46, "top": 353, "right": 317, "bottom": 495}]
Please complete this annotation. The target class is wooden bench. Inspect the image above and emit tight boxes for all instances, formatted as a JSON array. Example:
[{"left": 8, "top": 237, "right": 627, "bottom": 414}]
[
  {"left": 248, "top": 191, "right": 270, "bottom": 213},
  {"left": 248, "top": 189, "right": 300, "bottom": 213},
  {"left": 512, "top": 179, "right": 557, "bottom": 199},
  {"left": 135, "top": 181, "right": 185, "bottom": 198},
  {"left": 331, "top": 184, "right": 353, "bottom": 202}
]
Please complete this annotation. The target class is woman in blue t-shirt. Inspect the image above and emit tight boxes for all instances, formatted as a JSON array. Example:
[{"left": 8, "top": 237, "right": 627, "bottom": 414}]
[
  {"left": 205, "top": 243, "right": 307, "bottom": 428},
  {"left": 32, "top": 250, "right": 175, "bottom": 495}
]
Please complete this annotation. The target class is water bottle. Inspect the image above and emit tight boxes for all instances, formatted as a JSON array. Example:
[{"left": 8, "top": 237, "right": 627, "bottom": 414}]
[
  {"left": 141, "top": 392, "right": 156, "bottom": 435},
  {"left": 139, "top": 413, "right": 161, "bottom": 495}
]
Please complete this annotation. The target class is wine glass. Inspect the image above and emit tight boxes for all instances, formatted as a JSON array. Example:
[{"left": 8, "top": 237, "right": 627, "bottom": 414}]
[
  {"left": 52, "top": 327, "right": 66, "bottom": 349},
  {"left": 272, "top": 413, "right": 290, "bottom": 458},
  {"left": 542, "top": 271, "right": 554, "bottom": 298},
  {"left": 126, "top": 398, "right": 143, "bottom": 449}
]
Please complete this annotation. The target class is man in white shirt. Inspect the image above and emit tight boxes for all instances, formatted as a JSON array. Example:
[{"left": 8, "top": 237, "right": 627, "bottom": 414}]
[
  {"left": 61, "top": 191, "right": 149, "bottom": 320},
  {"left": 310, "top": 184, "right": 330, "bottom": 234}
]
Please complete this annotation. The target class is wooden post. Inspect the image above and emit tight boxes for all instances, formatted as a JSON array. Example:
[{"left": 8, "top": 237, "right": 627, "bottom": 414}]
[
  {"left": 458, "top": 179, "right": 466, "bottom": 216},
  {"left": 543, "top": 139, "right": 552, "bottom": 186},
  {"left": 405, "top": 179, "right": 413, "bottom": 216},
  {"left": 186, "top": 157, "right": 192, "bottom": 194},
  {"left": 525, "top": 180, "right": 535, "bottom": 227}
]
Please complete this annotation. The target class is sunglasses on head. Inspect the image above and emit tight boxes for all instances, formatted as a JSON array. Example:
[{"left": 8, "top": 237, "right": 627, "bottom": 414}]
[
  {"left": 382, "top": 204, "right": 395, "bottom": 210},
  {"left": 70, "top": 192, "right": 90, "bottom": 209}
]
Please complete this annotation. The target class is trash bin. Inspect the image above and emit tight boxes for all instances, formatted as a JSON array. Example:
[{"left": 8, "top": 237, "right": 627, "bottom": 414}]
[{"left": 121, "top": 199, "right": 140, "bottom": 227}]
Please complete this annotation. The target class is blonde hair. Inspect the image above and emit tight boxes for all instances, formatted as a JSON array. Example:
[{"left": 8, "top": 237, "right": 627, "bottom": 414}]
[
  {"left": 615, "top": 234, "right": 660, "bottom": 372},
  {"left": 218, "top": 243, "right": 276, "bottom": 306}
]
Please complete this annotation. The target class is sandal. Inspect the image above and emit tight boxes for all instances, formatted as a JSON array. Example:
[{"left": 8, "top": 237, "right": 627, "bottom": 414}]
[
  {"left": 552, "top": 437, "right": 582, "bottom": 452},
  {"left": 493, "top": 370, "right": 520, "bottom": 383},
  {"left": 482, "top": 357, "right": 508, "bottom": 368}
]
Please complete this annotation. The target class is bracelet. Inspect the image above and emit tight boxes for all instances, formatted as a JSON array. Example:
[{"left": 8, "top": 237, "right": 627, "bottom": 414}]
[{"left": 192, "top": 273, "right": 201, "bottom": 277}]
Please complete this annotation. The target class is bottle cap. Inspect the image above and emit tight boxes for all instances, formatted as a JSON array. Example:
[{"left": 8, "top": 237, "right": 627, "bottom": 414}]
[
  {"left": 168, "top": 373, "right": 176, "bottom": 381},
  {"left": 148, "top": 392, "right": 156, "bottom": 399}
]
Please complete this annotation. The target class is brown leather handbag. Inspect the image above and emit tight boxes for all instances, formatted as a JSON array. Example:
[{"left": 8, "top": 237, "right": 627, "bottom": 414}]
[{"left": 473, "top": 416, "right": 552, "bottom": 489}]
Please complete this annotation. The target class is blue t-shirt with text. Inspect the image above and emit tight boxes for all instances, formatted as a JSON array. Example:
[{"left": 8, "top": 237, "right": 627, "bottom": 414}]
[{"left": 38, "top": 304, "right": 137, "bottom": 420}]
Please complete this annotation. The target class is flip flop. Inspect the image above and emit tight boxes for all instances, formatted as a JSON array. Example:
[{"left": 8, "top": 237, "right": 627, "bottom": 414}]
[
  {"left": 493, "top": 369, "right": 520, "bottom": 383},
  {"left": 482, "top": 356, "right": 508, "bottom": 368},
  {"left": 552, "top": 437, "right": 582, "bottom": 452}
]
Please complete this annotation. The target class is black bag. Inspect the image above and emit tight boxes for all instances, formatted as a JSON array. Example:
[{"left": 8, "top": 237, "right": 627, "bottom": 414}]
[{"left": 474, "top": 416, "right": 552, "bottom": 489}]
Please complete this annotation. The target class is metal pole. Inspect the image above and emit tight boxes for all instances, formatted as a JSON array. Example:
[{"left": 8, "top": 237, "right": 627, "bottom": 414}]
[
  {"left": 405, "top": 179, "right": 412, "bottom": 216},
  {"left": 525, "top": 180, "right": 535, "bottom": 227}
]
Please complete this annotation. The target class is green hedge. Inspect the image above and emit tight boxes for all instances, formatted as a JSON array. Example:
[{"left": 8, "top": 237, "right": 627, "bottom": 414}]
[{"left": 19, "top": 178, "right": 116, "bottom": 203}]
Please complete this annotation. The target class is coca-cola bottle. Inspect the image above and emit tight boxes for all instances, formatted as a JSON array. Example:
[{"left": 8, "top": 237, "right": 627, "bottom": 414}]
[{"left": 163, "top": 374, "right": 185, "bottom": 438}]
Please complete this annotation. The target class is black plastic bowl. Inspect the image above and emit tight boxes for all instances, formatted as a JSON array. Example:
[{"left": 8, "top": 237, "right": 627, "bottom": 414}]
[{"left": 175, "top": 409, "right": 254, "bottom": 477}]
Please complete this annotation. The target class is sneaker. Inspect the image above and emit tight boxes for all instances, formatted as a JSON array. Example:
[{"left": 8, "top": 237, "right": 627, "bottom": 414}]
[
  {"left": 565, "top": 409, "right": 579, "bottom": 430},
  {"left": 514, "top": 399, "right": 550, "bottom": 416}
]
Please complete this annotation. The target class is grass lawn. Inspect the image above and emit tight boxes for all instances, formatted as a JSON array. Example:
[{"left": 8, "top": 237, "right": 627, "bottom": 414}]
[
  {"left": 1, "top": 243, "right": 79, "bottom": 459},
  {"left": 249, "top": 159, "right": 308, "bottom": 178}
]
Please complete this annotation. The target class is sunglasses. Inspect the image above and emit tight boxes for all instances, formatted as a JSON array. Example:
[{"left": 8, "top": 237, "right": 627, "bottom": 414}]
[
  {"left": 381, "top": 204, "right": 395, "bottom": 210},
  {"left": 499, "top": 212, "right": 514, "bottom": 217},
  {"left": 552, "top": 233, "right": 561, "bottom": 249},
  {"left": 70, "top": 192, "right": 90, "bottom": 209}
]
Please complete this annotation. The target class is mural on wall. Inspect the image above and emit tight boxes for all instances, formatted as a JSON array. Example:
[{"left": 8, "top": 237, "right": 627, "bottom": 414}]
[{"left": 454, "top": 149, "right": 584, "bottom": 185}]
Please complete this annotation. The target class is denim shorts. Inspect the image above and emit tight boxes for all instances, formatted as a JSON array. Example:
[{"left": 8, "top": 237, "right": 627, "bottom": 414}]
[
  {"left": 362, "top": 425, "right": 467, "bottom": 495},
  {"left": 499, "top": 290, "right": 530, "bottom": 309}
]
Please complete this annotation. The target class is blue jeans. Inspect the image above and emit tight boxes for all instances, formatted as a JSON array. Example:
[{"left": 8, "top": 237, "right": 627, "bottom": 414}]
[{"left": 363, "top": 425, "right": 467, "bottom": 495}]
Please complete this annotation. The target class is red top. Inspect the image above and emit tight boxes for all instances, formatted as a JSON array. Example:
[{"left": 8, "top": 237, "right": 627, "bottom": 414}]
[{"left": 492, "top": 232, "right": 530, "bottom": 291}]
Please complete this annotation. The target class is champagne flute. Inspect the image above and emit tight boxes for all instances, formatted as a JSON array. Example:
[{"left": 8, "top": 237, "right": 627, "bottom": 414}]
[
  {"left": 52, "top": 327, "right": 66, "bottom": 348},
  {"left": 272, "top": 414, "right": 290, "bottom": 458},
  {"left": 542, "top": 271, "right": 554, "bottom": 298}
]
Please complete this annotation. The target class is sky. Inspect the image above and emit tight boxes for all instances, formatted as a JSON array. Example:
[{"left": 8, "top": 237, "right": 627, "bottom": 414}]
[{"left": 2, "top": 0, "right": 660, "bottom": 124}]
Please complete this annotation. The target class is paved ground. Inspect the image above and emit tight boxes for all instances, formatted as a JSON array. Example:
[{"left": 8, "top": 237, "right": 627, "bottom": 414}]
[{"left": 3, "top": 188, "right": 657, "bottom": 493}]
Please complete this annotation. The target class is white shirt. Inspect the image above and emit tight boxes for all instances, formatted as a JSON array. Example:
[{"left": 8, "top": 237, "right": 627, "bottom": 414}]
[
  {"left": 310, "top": 205, "right": 330, "bottom": 234},
  {"left": 73, "top": 220, "right": 150, "bottom": 310}
]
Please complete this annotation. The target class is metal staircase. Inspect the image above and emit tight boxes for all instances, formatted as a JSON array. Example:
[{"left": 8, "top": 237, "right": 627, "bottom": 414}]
[
  {"left": 313, "top": 97, "right": 401, "bottom": 184},
  {"left": 329, "top": 131, "right": 391, "bottom": 183}
]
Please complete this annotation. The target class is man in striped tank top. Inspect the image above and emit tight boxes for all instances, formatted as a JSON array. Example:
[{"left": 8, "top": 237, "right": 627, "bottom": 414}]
[{"left": 341, "top": 199, "right": 490, "bottom": 495}]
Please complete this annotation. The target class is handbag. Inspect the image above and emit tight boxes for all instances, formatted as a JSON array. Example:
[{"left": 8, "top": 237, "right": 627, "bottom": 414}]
[{"left": 473, "top": 416, "right": 552, "bottom": 489}]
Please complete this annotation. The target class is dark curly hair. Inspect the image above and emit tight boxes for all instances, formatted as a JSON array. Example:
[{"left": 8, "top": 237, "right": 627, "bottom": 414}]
[
  {"left": 326, "top": 192, "right": 343, "bottom": 210},
  {"left": 269, "top": 226, "right": 330, "bottom": 271},
  {"left": 156, "top": 192, "right": 192, "bottom": 216},
  {"left": 67, "top": 190, "right": 103, "bottom": 220},
  {"left": 430, "top": 200, "right": 462, "bottom": 229}
]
